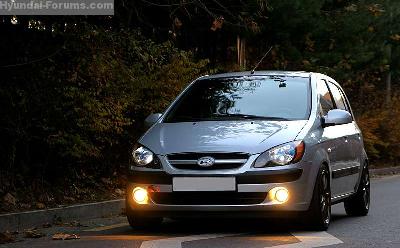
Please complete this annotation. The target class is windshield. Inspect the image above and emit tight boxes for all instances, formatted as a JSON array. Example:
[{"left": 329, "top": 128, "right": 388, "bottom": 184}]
[{"left": 164, "top": 76, "right": 310, "bottom": 122}]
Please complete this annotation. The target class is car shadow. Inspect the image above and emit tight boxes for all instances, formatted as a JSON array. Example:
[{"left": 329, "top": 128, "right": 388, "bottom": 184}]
[
  {"left": 111, "top": 217, "right": 323, "bottom": 237},
  {"left": 87, "top": 211, "right": 357, "bottom": 239}
]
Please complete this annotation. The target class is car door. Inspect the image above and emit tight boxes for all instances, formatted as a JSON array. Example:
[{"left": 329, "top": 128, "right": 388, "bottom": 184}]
[
  {"left": 317, "top": 79, "right": 348, "bottom": 197},
  {"left": 337, "top": 84, "right": 363, "bottom": 189},
  {"left": 327, "top": 81, "right": 361, "bottom": 195}
]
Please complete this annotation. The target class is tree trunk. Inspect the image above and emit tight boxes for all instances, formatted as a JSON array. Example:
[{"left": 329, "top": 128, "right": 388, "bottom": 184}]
[
  {"left": 386, "top": 7, "right": 393, "bottom": 105},
  {"left": 386, "top": 62, "right": 391, "bottom": 105},
  {"left": 237, "top": 35, "right": 246, "bottom": 68}
]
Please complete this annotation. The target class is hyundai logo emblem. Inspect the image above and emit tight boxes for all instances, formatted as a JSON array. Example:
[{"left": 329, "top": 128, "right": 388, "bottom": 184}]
[{"left": 197, "top": 156, "right": 215, "bottom": 167}]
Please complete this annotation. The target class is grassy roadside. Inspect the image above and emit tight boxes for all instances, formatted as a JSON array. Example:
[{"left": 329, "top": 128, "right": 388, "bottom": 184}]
[{"left": 1, "top": 172, "right": 127, "bottom": 215}]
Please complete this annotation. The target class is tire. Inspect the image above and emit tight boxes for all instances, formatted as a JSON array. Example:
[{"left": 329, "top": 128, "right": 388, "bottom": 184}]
[
  {"left": 304, "top": 165, "right": 331, "bottom": 231},
  {"left": 127, "top": 214, "right": 163, "bottom": 229},
  {"left": 344, "top": 165, "right": 370, "bottom": 216}
]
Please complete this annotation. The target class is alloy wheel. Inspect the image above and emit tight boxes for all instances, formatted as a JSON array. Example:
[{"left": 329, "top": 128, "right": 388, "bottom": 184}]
[
  {"left": 362, "top": 169, "right": 370, "bottom": 210},
  {"left": 319, "top": 168, "right": 331, "bottom": 225}
]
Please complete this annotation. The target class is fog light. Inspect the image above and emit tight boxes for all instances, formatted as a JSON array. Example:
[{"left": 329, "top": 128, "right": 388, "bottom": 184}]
[
  {"left": 133, "top": 187, "right": 148, "bottom": 204},
  {"left": 269, "top": 187, "right": 289, "bottom": 203}
]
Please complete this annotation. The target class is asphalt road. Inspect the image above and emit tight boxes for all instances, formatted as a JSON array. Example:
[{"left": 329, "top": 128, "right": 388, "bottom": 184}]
[{"left": 2, "top": 175, "right": 400, "bottom": 248}]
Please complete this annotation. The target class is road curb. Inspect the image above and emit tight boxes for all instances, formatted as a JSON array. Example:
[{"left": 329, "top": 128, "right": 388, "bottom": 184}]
[
  {"left": 0, "top": 199, "right": 125, "bottom": 232},
  {"left": 370, "top": 166, "right": 400, "bottom": 177}
]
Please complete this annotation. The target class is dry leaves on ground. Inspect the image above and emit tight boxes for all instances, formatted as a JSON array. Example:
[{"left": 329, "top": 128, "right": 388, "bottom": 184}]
[
  {"left": 56, "top": 220, "right": 87, "bottom": 227},
  {"left": 0, "top": 231, "right": 15, "bottom": 244},
  {"left": 52, "top": 233, "right": 80, "bottom": 240},
  {"left": 24, "top": 229, "right": 45, "bottom": 238}
]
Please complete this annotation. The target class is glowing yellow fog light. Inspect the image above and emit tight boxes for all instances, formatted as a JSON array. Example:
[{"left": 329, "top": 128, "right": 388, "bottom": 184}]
[
  {"left": 269, "top": 187, "right": 289, "bottom": 203},
  {"left": 132, "top": 187, "right": 148, "bottom": 204}
]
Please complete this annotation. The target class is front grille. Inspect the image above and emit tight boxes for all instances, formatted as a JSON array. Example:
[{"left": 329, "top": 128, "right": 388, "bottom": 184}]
[
  {"left": 167, "top": 153, "right": 249, "bottom": 170},
  {"left": 150, "top": 192, "right": 267, "bottom": 205}
]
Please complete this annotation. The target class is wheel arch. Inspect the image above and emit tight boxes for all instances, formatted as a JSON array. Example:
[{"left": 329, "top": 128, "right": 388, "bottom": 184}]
[
  {"left": 354, "top": 157, "right": 369, "bottom": 193},
  {"left": 307, "top": 155, "right": 331, "bottom": 209}
]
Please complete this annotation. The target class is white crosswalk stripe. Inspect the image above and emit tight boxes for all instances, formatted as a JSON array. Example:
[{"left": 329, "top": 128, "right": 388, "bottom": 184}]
[
  {"left": 140, "top": 233, "right": 241, "bottom": 248},
  {"left": 269, "top": 231, "right": 343, "bottom": 248},
  {"left": 139, "top": 231, "right": 343, "bottom": 248}
]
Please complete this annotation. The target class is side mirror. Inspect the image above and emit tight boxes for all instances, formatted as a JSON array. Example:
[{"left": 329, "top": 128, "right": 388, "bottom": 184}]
[
  {"left": 144, "top": 113, "right": 162, "bottom": 128},
  {"left": 322, "top": 109, "right": 352, "bottom": 127}
]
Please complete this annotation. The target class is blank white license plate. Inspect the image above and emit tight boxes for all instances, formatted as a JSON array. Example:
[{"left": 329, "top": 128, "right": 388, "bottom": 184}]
[{"left": 173, "top": 177, "right": 236, "bottom": 192}]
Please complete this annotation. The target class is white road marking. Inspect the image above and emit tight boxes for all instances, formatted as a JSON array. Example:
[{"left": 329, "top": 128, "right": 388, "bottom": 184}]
[
  {"left": 139, "top": 233, "right": 240, "bottom": 248},
  {"left": 267, "top": 231, "right": 343, "bottom": 248},
  {"left": 84, "top": 221, "right": 343, "bottom": 248},
  {"left": 139, "top": 231, "right": 343, "bottom": 248}
]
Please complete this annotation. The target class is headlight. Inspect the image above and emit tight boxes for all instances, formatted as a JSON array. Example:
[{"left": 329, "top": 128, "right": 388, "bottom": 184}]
[
  {"left": 132, "top": 145, "right": 154, "bottom": 166},
  {"left": 253, "top": 141, "right": 305, "bottom": 167}
]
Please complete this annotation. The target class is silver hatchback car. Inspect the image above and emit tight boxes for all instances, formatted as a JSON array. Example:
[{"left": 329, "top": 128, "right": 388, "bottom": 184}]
[{"left": 126, "top": 71, "right": 370, "bottom": 230}]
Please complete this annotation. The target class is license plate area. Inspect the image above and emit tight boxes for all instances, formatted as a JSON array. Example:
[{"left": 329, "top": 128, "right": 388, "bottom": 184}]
[{"left": 172, "top": 177, "right": 236, "bottom": 192}]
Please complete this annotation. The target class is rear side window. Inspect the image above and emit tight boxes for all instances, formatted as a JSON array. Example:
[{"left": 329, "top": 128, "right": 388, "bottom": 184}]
[
  {"left": 317, "top": 80, "right": 334, "bottom": 115},
  {"left": 327, "top": 82, "right": 347, "bottom": 111}
]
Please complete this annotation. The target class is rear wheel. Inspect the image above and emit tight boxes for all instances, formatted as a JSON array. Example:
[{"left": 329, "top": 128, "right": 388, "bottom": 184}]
[
  {"left": 344, "top": 165, "right": 370, "bottom": 216},
  {"left": 304, "top": 165, "right": 331, "bottom": 230},
  {"left": 127, "top": 214, "right": 163, "bottom": 229}
]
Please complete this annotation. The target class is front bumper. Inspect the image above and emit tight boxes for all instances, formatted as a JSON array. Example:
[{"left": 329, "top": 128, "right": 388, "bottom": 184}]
[{"left": 126, "top": 160, "right": 318, "bottom": 216}]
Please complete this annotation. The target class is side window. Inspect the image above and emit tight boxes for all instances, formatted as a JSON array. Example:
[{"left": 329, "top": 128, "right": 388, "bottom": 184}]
[
  {"left": 317, "top": 80, "right": 334, "bottom": 116},
  {"left": 340, "top": 89, "right": 352, "bottom": 113},
  {"left": 327, "top": 82, "right": 347, "bottom": 111}
]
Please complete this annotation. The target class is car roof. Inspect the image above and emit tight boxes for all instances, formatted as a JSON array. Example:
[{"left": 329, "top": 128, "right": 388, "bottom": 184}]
[{"left": 199, "top": 71, "right": 312, "bottom": 80}]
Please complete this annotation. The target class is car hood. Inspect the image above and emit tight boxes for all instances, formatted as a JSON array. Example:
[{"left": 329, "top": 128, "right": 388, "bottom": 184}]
[{"left": 139, "top": 120, "right": 308, "bottom": 155}]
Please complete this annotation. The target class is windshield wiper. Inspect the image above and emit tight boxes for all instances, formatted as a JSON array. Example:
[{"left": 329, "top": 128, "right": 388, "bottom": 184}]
[{"left": 212, "top": 113, "right": 290, "bottom": 121}]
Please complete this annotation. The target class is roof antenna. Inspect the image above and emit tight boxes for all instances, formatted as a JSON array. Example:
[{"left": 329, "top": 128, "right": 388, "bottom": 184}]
[{"left": 250, "top": 46, "right": 273, "bottom": 74}]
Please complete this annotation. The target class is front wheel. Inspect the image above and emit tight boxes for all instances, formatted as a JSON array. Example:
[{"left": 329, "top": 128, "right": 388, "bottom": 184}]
[
  {"left": 304, "top": 165, "right": 331, "bottom": 230},
  {"left": 344, "top": 165, "right": 370, "bottom": 216}
]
